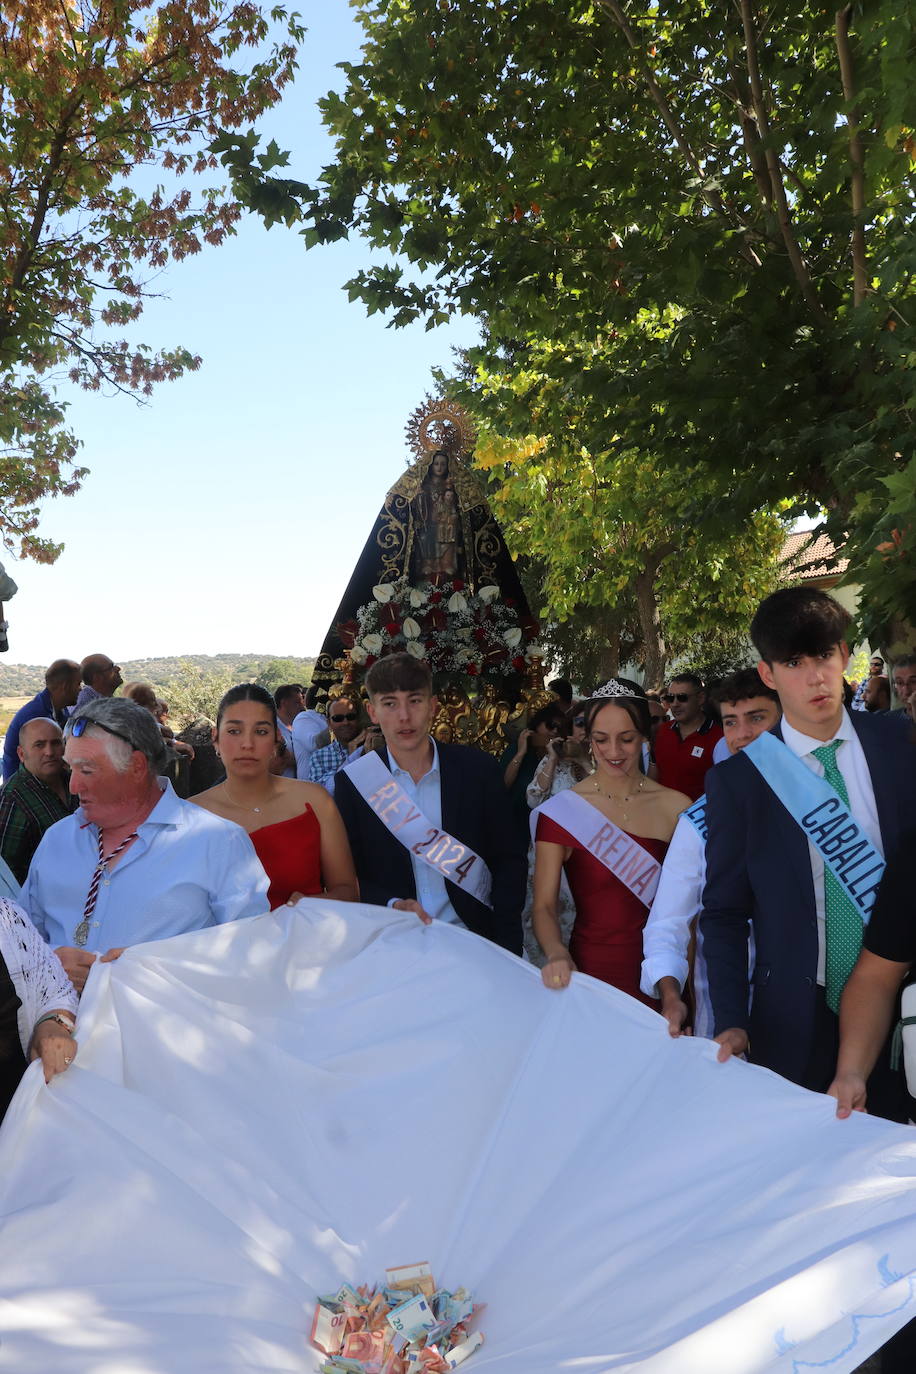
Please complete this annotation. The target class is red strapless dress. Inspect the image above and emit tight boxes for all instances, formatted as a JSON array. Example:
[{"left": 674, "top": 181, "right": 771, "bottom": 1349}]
[
  {"left": 251, "top": 806, "right": 322, "bottom": 910},
  {"left": 536, "top": 813, "right": 668, "bottom": 1007}
]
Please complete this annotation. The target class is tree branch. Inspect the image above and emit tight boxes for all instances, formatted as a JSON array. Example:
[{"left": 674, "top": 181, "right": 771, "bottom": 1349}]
[
  {"left": 739, "top": 0, "right": 828, "bottom": 325},
  {"left": 835, "top": 4, "right": 867, "bottom": 307}
]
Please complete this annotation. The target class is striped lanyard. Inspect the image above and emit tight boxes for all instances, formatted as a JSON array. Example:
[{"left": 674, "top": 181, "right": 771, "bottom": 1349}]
[{"left": 73, "top": 829, "right": 138, "bottom": 948}]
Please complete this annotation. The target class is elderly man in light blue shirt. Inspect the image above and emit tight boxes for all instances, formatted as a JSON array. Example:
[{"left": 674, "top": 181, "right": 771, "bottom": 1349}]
[{"left": 26, "top": 697, "right": 270, "bottom": 993}]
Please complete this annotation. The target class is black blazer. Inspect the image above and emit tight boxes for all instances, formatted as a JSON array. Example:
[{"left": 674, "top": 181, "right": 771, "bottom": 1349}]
[
  {"left": 334, "top": 742, "right": 527, "bottom": 954},
  {"left": 700, "top": 711, "right": 916, "bottom": 1085}
]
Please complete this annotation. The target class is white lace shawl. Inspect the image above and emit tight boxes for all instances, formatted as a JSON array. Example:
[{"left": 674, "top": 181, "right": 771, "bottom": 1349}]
[{"left": 0, "top": 898, "right": 77, "bottom": 1054}]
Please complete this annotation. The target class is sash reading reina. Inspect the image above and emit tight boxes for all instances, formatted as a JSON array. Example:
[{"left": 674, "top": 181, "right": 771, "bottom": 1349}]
[
  {"left": 742, "top": 731, "right": 885, "bottom": 920},
  {"left": 531, "top": 789, "right": 661, "bottom": 908},
  {"left": 344, "top": 750, "right": 493, "bottom": 909}
]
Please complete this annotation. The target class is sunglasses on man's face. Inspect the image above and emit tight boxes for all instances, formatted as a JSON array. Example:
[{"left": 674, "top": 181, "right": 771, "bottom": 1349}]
[
  {"left": 330, "top": 711, "right": 358, "bottom": 724},
  {"left": 573, "top": 717, "right": 586, "bottom": 728},
  {"left": 662, "top": 692, "right": 695, "bottom": 703},
  {"left": 69, "top": 716, "right": 138, "bottom": 750}
]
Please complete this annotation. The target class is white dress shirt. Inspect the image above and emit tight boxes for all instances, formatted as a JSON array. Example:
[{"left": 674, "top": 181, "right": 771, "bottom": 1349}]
[
  {"left": 779, "top": 711, "right": 882, "bottom": 986},
  {"left": 387, "top": 739, "right": 464, "bottom": 928},
  {"left": 640, "top": 814, "right": 715, "bottom": 1038},
  {"left": 291, "top": 709, "right": 327, "bottom": 779},
  {"left": 26, "top": 779, "right": 270, "bottom": 952},
  {"left": 277, "top": 719, "right": 297, "bottom": 778},
  {"left": 712, "top": 736, "right": 730, "bottom": 765}
]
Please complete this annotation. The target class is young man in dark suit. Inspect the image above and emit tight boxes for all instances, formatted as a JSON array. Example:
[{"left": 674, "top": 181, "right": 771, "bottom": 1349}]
[
  {"left": 701, "top": 588, "right": 916, "bottom": 1104},
  {"left": 334, "top": 654, "right": 526, "bottom": 954}
]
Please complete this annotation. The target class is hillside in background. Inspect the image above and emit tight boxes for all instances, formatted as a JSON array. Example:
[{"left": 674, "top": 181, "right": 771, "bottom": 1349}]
[{"left": 0, "top": 654, "right": 317, "bottom": 699}]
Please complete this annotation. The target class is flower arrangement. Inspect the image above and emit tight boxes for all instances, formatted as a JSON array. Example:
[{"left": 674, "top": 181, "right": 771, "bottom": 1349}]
[{"left": 340, "top": 578, "right": 541, "bottom": 677}]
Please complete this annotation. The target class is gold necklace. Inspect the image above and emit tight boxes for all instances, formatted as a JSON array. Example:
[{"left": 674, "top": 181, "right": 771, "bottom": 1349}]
[
  {"left": 593, "top": 774, "right": 645, "bottom": 823},
  {"left": 222, "top": 784, "right": 269, "bottom": 815}
]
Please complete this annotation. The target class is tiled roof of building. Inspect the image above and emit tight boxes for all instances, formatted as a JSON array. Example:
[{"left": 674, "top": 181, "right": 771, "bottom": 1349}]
[{"left": 780, "top": 530, "right": 849, "bottom": 581}]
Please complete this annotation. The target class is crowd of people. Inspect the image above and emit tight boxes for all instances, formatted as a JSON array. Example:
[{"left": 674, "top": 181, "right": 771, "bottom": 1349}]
[{"left": 1, "top": 598, "right": 916, "bottom": 1367}]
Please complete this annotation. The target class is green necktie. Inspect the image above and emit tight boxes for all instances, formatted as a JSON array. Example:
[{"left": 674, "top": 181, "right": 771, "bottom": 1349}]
[{"left": 811, "top": 740, "right": 861, "bottom": 1012}]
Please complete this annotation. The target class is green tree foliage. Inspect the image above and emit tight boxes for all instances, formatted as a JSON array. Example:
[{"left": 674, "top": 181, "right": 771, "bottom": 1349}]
[
  {"left": 224, "top": 0, "right": 916, "bottom": 642},
  {"left": 255, "top": 657, "right": 314, "bottom": 693},
  {"left": 472, "top": 410, "right": 785, "bottom": 685},
  {"left": 0, "top": 0, "right": 303, "bottom": 561}
]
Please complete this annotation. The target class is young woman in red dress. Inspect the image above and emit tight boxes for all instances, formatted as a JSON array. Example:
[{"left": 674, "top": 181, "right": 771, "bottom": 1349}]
[
  {"left": 531, "top": 682, "right": 690, "bottom": 1003},
  {"left": 190, "top": 685, "right": 358, "bottom": 910}
]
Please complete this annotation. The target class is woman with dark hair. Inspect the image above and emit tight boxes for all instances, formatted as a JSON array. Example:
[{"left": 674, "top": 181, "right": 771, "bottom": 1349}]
[
  {"left": 499, "top": 702, "right": 567, "bottom": 847},
  {"left": 531, "top": 679, "right": 690, "bottom": 1001},
  {"left": 190, "top": 685, "right": 358, "bottom": 910}
]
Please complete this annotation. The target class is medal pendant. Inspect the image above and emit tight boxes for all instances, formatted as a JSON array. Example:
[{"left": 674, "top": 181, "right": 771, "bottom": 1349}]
[{"left": 73, "top": 919, "right": 90, "bottom": 948}]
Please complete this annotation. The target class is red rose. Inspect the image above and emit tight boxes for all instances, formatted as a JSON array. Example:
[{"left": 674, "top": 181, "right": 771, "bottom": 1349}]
[
  {"left": 425, "top": 638, "right": 435, "bottom": 649},
  {"left": 384, "top": 621, "right": 402, "bottom": 636},
  {"left": 365, "top": 655, "right": 377, "bottom": 667},
  {"left": 473, "top": 627, "right": 487, "bottom": 644},
  {"left": 452, "top": 578, "right": 465, "bottom": 591},
  {"left": 467, "top": 663, "right": 479, "bottom": 676},
  {"left": 512, "top": 655, "right": 526, "bottom": 671},
  {"left": 430, "top": 590, "right": 442, "bottom": 604}
]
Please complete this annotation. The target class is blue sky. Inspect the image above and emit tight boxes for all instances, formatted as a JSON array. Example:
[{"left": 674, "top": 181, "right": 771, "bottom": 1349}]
[{"left": 5, "top": 4, "right": 480, "bottom": 668}]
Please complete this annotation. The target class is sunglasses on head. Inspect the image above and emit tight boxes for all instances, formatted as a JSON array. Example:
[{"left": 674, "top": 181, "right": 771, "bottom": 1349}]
[
  {"left": 662, "top": 692, "right": 695, "bottom": 703},
  {"left": 69, "top": 716, "right": 138, "bottom": 750},
  {"left": 330, "top": 711, "right": 358, "bottom": 723}
]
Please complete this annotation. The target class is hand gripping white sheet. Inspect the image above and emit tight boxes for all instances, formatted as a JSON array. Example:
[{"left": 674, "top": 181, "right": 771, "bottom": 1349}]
[{"left": 2, "top": 899, "right": 916, "bottom": 1373}]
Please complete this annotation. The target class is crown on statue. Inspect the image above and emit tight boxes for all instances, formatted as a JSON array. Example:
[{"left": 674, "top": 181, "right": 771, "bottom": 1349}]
[{"left": 590, "top": 679, "right": 639, "bottom": 701}]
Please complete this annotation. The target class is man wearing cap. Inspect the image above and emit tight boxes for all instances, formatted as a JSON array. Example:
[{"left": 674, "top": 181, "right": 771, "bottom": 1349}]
[{"left": 25, "top": 697, "right": 270, "bottom": 993}]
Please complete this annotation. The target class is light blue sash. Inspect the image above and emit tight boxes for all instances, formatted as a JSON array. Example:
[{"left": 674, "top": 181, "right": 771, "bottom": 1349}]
[
  {"left": 742, "top": 731, "right": 884, "bottom": 922},
  {"left": 682, "top": 796, "right": 707, "bottom": 842}
]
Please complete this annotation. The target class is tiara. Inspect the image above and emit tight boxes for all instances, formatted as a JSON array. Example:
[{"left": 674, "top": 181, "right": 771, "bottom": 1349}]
[{"left": 590, "top": 679, "right": 639, "bottom": 700}]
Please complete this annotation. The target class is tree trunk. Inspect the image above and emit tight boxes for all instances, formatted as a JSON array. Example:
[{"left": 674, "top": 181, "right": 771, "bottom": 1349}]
[
  {"left": 634, "top": 555, "right": 669, "bottom": 688},
  {"left": 597, "top": 622, "right": 621, "bottom": 679}
]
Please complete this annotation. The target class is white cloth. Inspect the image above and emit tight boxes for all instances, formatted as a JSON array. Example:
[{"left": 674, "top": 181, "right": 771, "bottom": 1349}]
[
  {"left": 0, "top": 898, "right": 76, "bottom": 1053},
  {"left": 292, "top": 709, "right": 328, "bottom": 778},
  {"left": 25, "top": 779, "right": 270, "bottom": 952},
  {"left": 3, "top": 902, "right": 916, "bottom": 1373},
  {"left": 780, "top": 712, "right": 881, "bottom": 986}
]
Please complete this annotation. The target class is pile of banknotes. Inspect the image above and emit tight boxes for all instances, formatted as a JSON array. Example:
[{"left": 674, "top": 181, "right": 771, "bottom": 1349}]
[{"left": 309, "top": 1262, "right": 485, "bottom": 1373}]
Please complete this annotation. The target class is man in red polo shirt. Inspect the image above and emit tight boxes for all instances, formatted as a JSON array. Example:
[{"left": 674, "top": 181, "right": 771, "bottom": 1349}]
[{"left": 653, "top": 672, "right": 723, "bottom": 800}]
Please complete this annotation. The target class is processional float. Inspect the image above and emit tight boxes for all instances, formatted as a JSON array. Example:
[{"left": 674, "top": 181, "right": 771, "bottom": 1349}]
[{"left": 312, "top": 397, "right": 553, "bottom": 753}]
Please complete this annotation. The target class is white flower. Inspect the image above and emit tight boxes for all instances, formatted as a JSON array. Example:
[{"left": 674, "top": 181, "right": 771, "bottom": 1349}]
[
  {"left": 447, "top": 591, "right": 468, "bottom": 613},
  {"left": 478, "top": 584, "right": 500, "bottom": 604},
  {"left": 408, "top": 587, "right": 427, "bottom": 608},
  {"left": 362, "top": 633, "right": 383, "bottom": 654},
  {"left": 403, "top": 617, "right": 422, "bottom": 639},
  {"left": 349, "top": 645, "right": 368, "bottom": 665},
  {"left": 503, "top": 627, "right": 523, "bottom": 649},
  {"left": 526, "top": 642, "right": 544, "bottom": 659},
  {"left": 405, "top": 640, "right": 426, "bottom": 659},
  {"left": 372, "top": 583, "right": 395, "bottom": 603}
]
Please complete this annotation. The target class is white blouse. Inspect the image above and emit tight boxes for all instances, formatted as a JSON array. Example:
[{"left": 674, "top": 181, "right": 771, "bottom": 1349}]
[{"left": 0, "top": 898, "right": 77, "bottom": 1054}]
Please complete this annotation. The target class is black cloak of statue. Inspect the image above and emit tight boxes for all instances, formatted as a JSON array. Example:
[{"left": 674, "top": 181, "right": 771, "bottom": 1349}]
[{"left": 313, "top": 447, "right": 533, "bottom": 699}]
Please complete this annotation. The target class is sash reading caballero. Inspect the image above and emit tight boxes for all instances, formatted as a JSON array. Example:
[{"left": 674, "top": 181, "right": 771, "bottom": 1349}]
[
  {"left": 742, "top": 731, "right": 885, "bottom": 921},
  {"left": 682, "top": 795, "right": 708, "bottom": 842},
  {"left": 531, "top": 790, "right": 661, "bottom": 908},
  {"left": 344, "top": 750, "right": 493, "bottom": 908}
]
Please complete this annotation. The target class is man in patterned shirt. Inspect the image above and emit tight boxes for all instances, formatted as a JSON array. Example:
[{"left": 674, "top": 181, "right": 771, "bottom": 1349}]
[
  {"left": 0, "top": 718, "right": 74, "bottom": 884},
  {"left": 307, "top": 694, "right": 367, "bottom": 793}
]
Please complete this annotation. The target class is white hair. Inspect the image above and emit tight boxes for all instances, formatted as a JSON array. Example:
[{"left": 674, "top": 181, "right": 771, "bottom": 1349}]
[{"left": 82, "top": 725, "right": 135, "bottom": 774}]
